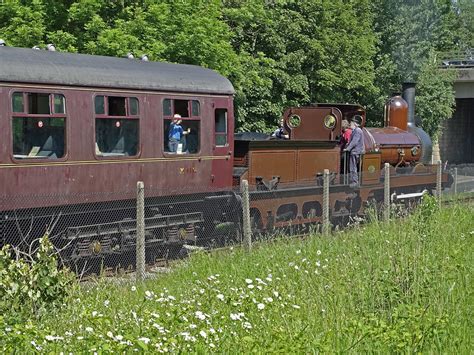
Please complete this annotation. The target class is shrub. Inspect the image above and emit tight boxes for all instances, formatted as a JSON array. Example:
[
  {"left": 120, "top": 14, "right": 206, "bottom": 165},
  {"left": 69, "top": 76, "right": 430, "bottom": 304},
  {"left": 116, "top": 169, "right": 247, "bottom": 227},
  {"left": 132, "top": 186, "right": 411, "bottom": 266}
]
[{"left": 0, "top": 236, "right": 75, "bottom": 323}]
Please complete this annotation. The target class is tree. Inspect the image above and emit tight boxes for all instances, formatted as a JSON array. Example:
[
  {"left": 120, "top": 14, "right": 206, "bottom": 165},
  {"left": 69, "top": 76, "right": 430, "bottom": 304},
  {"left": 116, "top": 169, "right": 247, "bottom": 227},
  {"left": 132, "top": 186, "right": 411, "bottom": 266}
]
[
  {"left": 371, "top": 0, "right": 458, "bottom": 138},
  {"left": 223, "top": 0, "right": 378, "bottom": 131}
]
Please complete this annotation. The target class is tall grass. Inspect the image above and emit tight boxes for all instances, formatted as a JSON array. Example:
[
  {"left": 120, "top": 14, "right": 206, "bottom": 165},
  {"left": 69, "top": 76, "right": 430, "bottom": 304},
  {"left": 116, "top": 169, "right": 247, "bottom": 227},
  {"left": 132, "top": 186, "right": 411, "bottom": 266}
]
[{"left": 1, "top": 201, "right": 472, "bottom": 353}]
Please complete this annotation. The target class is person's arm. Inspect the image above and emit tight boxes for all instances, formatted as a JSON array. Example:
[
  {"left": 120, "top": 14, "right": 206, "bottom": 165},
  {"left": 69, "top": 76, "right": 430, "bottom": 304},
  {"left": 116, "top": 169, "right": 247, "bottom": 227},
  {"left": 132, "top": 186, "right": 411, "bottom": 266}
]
[{"left": 345, "top": 128, "right": 360, "bottom": 152}]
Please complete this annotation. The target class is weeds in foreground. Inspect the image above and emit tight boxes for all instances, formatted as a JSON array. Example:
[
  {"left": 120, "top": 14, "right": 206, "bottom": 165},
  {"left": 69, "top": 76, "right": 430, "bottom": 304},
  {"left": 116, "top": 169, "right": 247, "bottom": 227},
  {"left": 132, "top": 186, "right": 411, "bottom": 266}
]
[{"left": 0, "top": 201, "right": 472, "bottom": 353}]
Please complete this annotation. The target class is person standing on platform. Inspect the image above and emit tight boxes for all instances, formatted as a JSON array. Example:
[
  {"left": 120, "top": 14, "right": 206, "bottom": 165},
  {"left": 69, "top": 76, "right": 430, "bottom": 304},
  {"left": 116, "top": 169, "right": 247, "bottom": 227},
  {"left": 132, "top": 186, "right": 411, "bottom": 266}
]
[{"left": 343, "top": 115, "right": 364, "bottom": 187}]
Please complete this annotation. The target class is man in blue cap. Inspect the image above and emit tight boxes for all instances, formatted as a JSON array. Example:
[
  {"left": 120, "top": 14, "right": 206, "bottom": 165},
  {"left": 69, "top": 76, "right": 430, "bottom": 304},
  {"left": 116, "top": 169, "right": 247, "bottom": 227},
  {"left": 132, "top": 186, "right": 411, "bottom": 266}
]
[{"left": 343, "top": 115, "right": 364, "bottom": 187}]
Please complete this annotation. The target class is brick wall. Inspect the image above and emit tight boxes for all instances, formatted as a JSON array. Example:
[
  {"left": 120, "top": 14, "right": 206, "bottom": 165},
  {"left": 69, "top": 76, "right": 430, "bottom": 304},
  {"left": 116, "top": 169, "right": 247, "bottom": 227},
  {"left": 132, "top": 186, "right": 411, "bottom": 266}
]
[{"left": 439, "top": 98, "right": 474, "bottom": 164}]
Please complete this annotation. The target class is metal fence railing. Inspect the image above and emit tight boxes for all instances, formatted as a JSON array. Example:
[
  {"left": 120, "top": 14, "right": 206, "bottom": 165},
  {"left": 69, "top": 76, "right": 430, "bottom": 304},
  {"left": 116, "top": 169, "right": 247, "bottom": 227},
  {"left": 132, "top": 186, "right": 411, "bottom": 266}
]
[{"left": 1, "top": 161, "right": 473, "bottom": 280}]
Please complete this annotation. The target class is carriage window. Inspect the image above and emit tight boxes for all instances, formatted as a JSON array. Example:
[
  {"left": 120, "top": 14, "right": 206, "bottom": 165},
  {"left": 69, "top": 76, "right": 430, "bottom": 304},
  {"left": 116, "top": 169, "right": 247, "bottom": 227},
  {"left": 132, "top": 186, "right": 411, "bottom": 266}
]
[
  {"left": 13, "top": 117, "right": 65, "bottom": 159},
  {"left": 174, "top": 99, "right": 189, "bottom": 117},
  {"left": 108, "top": 96, "right": 126, "bottom": 116},
  {"left": 164, "top": 119, "right": 200, "bottom": 154},
  {"left": 12, "top": 93, "right": 24, "bottom": 112},
  {"left": 12, "top": 92, "right": 66, "bottom": 160},
  {"left": 28, "top": 93, "right": 50, "bottom": 114},
  {"left": 95, "top": 96, "right": 105, "bottom": 114},
  {"left": 95, "top": 119, "right": 138, "bottom": 157},
  {"left": 54, "top": 94, "right": 66, "bottom": 114},
  {"left": 163, "top": 99, "right": 172, "bottom": 116},
  {"left": 130, "top": 97, "right": 139, "bottom": 115},
  {"left": 215, "top": 109, "right": 227, "bottom": 146},
  {"left": 162, "top": 98, "right": 201, "bottom": 154},
  {"left": 192, "top": 100, "right": 200, "bottom": 116},
  {"left": 95, "top": 95, "right": 139, "bottom": 157}
]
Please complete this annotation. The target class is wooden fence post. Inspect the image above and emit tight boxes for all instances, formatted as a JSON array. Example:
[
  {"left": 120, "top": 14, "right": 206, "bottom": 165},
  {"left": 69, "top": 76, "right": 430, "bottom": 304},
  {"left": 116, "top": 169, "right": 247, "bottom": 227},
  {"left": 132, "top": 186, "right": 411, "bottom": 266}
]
[
  {"left": 384, "top": 163, "right": 390, "bottom": 222},
  {"left": 241, "top": 180, "right": 252, "bottom": 252},
  {"left": 454, "top": 167, "right": 458, "bottom": 195},
  {"left": 436, "top": 160, "right": 442, "bottom": 207},
  {"left": 136, "top": 181, "right": 145, "bottom": 281},
  {"left": 322, "top": 169, "right": 330, "bottom": 235}
]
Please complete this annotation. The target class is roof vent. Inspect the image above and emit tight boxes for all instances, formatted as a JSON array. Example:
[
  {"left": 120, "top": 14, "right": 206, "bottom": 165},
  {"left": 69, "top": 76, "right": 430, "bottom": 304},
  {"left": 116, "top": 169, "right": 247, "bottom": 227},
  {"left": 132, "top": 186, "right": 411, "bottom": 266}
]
[
  {"left": 46, "top": 44, "right": 56, "bottom": 51},
  {"left": 140, "top": 54, "right": 149, "bottom": 61},
  {"left": 0, "top": 39, "right": 6, "bottom": 46},
  {"left": 32, "top": 45, "right": 41, "bottom": 50},
  {"left": 126, "top": 52, "right": 134, "bottom": 59}
]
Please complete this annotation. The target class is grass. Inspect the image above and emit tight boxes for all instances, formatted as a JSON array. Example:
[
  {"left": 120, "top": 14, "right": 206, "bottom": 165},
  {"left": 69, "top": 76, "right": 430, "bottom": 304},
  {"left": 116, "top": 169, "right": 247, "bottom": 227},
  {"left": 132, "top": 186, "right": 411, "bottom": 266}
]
[{"left": 1, "top": 201, "right": 473, "bottom": 353}]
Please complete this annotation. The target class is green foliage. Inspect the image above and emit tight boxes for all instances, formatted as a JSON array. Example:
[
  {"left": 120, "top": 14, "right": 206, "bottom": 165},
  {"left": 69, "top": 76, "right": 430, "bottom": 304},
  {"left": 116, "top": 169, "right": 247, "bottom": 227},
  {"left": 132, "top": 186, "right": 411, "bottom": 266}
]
[
  {"left": 371, "top": 0, "right": 461, "bottom": 135},
  {"left": 1, "top": 204, "right": 472, "bottom": 352},
  {"left": 0, "top": 237, "right": 75, "bottom": 323},
  {"left": 0, "top": 0, "right": 468, "bottom": 134},
  {"left": 347, "top": 304, "right": 448, "bottom": 352}
]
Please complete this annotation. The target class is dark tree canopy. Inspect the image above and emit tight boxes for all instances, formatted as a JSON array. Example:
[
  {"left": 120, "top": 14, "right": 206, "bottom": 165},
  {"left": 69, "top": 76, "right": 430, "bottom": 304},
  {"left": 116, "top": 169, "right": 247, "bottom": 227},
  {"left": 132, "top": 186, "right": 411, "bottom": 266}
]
[{"left": 0, "top": 0, "right": 470, "bottom": 137}]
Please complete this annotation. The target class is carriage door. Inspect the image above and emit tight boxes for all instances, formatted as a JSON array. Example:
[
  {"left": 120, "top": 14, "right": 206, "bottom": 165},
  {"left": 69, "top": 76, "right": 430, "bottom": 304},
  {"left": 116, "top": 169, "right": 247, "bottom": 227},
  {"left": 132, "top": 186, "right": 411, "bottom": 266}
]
[{"left": 211, "top": 98, "right": 233, "bottom": 188}]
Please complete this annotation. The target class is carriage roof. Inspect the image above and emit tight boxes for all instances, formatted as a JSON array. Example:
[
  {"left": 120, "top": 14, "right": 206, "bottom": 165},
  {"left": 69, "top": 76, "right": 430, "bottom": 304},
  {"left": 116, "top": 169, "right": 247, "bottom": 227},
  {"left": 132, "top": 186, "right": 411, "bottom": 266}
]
[{"left": 0, "top": 46, "right": 234, "bottom": 95}]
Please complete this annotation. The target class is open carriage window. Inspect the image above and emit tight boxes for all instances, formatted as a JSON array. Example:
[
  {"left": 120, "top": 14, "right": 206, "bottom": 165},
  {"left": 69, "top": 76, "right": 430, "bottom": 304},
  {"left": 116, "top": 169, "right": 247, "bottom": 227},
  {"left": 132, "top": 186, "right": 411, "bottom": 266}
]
[
  {"left": 11, "top": 92, "right": 66, "bottom": 160},
  {"left": 163, "top": 99, "right": 200, "bottom": 154},
  {"left": 94, "top": 95, "right": 139, "bottom": 157}
]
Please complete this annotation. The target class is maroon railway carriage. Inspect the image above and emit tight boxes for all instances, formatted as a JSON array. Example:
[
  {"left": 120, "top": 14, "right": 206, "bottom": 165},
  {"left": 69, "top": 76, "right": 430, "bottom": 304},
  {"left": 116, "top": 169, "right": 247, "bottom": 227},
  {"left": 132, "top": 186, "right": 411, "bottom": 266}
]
[{"left": 0, "top": 46, "right": 239, "bottom": 261}]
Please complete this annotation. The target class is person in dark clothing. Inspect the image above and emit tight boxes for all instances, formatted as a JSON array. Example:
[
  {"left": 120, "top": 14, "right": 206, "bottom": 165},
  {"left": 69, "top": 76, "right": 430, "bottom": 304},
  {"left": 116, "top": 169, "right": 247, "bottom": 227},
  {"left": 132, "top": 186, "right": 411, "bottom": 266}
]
[
  {"left": 343, "top": 115, "right": 364, "bottom": 187},
  {"left": 271, "top": 118, "right": 289, "bottom": 139}
]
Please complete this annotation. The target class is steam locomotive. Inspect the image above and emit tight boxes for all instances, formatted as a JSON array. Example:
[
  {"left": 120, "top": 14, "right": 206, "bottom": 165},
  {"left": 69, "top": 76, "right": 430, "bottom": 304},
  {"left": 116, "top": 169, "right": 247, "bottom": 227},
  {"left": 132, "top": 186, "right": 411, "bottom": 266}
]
[{"left": 0, "top": 46, "right": 450, "bottom": 262}]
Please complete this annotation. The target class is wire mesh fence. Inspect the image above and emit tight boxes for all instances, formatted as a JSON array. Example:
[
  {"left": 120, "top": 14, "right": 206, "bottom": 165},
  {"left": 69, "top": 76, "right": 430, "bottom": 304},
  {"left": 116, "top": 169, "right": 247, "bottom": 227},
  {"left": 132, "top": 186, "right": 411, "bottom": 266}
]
[{"left": 1, "top": 161, "right": 473, "bottom": 280}]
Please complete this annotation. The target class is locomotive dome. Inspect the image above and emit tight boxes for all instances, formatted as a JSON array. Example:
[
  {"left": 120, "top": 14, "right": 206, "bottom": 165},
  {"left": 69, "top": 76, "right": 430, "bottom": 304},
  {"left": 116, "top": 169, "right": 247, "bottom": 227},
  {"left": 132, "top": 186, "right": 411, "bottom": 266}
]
[{"left": 0, "top": 46, "right": 235, "bottom": 95}]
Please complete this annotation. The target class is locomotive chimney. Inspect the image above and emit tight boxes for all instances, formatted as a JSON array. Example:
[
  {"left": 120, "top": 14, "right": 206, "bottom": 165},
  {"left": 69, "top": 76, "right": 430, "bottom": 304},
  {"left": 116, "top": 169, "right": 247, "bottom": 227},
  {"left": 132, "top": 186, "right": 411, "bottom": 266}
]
[{"left": 402, "top": 82, "right": 416, "bottom": 128}]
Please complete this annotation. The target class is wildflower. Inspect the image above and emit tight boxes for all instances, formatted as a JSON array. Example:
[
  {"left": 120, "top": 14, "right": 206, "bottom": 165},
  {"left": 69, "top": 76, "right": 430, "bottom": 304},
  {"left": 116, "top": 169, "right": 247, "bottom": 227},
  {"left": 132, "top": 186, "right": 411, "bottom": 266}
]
[
  {"left": 217, "top": 294, "right": 224, "bottom": 301},
  {"left": 92, "top": 311, "right": 98, "bottom": 317},
  {"left": 257, "top": 303, "right": 265, "bottom": 310},
  {"left": 138, "top": 337, "right": 151, "bottom": 344},
  {"left": 195, "top": 311, "right": 206, "bottom": 320},
  {"left": 131, "top": 286, "right": 137, "bottom": 292},
  {"left": 317, "top": 250, "right": 321, "bottom": 255},
  {"left": 45, "top": 335, "right": 64, "bottom": 341},
  {"left": 116, "top": 335, "right": 124, "bottom": 341},
  {"left": 230, "top": 313, "right": 244, "bottom": 321},
  {"left": 104, "top": 300, "right": 110, "bottom": 307},
  {"left": 145, "top": 290, "right": 153, "bottom": 299},
  {"left": 85, "top": 327, "right": 93, "bottom": 333},
  {"left": 243, "top": 322, "right": 252, "bottom": 329},
  {"left": 292, "top": 305, "right": 301, "bottom": 309},
  {"left": 265, "top": 297, "right": 273, "bottom": 303},
  {"left": 245, "top": 278, "right": 253, "bottom": 284},
  {"left": 209, "top": 328, "right": 216, "bottom": 334},
  {"left": 107, "top": 331, "right": 114, "bottom": 338},
  {"left": 189, "top": 324, "right": 197, "bottom": 329},
  {"left": 294, "top": 265, "right": 299, "bottom": 270},
  {"left": 247, "top": 284, "right": 255, "bottom": 289},
  {"left": 200, "top": 330, "right": 207, "bottom": 338},
  {"left": 210, "top": 343, "right": 216, "bottom": 348},
  {"left": 296, "top": 249, "right": 301, "bottom": 254},
  {"left": 273, "top": 291, "right": 279, "bottom": 298},
  {"left": 199, "top": 289, "right": 205, "bottom": 294}
]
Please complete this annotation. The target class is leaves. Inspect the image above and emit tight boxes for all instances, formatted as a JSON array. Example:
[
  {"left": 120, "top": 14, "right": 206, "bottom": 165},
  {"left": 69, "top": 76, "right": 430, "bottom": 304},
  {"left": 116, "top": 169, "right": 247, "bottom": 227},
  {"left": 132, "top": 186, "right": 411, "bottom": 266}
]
[{"left": 0, "top": 0, "right": 468, "bottom": 135}]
